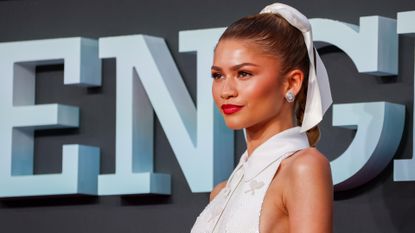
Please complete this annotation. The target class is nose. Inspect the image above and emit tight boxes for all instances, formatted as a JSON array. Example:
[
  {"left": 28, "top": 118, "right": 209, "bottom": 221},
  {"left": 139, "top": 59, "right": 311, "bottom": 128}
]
[{"left": 220, "top": 78, "right": 238, "bottom": 99}]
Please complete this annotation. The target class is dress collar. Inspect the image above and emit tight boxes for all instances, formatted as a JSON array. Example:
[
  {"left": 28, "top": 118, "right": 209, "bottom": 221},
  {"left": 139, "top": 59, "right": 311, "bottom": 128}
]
[{"left": 238, "top": 127, "right": 310, "bottom": 181}]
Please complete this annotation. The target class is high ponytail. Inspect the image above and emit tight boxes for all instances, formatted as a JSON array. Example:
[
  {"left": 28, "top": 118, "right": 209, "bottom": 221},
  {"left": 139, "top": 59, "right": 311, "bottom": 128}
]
[{"left": 295, "top": 78, "right": 320, "bottom": 146}]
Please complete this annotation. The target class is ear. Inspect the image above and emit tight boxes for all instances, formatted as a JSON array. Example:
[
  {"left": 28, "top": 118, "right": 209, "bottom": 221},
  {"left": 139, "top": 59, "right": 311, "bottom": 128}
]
[{"left": 284, "top": 69, "right": 304, "bottom": 95}]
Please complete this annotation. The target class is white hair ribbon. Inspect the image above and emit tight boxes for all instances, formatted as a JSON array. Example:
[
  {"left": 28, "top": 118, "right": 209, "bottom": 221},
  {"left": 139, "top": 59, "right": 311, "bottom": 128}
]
[{"left": 260, "top": 3, "right": 333, "bottom": 132}]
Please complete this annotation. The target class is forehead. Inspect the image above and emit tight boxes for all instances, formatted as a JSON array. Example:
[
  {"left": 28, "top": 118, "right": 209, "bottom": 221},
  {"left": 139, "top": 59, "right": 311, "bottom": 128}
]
[
  {"left": 215, "top": 39, "right": 266, "bottom": 56},
  {"left": 213, "top": 39, "right": 280, "bottom": 67}
]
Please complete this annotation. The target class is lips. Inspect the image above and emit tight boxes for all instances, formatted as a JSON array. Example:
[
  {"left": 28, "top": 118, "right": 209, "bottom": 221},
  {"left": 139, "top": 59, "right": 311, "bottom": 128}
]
[{"left": 221, "top": 104, "right": 243, "bottom": 115}]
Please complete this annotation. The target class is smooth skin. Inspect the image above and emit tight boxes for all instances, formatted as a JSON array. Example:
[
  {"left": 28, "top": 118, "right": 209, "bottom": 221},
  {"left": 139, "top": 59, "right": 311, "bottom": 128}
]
[{"left": 210, "top": 39, "right": 333, "bottom": 233}]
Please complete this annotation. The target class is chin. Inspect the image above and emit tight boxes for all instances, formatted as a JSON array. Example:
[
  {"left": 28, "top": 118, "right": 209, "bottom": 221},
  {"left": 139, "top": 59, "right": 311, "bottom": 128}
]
[{"left": 223, "top": 118, "right": 248, "bottom": 130}]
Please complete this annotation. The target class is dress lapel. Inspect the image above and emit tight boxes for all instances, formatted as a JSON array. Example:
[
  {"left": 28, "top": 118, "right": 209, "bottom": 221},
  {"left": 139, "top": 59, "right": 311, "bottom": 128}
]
[{"left": 242, "top": 127, "right": 309, "bottom": 182}]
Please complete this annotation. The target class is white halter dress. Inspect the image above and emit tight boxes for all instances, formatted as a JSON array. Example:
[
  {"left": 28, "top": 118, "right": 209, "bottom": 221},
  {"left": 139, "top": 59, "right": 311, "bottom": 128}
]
[{"left": 191, "top": 127, "right": 310, "bottom": 233}]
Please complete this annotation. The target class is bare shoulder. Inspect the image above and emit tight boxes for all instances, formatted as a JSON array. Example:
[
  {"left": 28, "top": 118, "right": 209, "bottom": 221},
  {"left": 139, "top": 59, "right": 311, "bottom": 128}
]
[
  {"left": 284, "top": 147, "right": 331, "bottom": 178},
  {"left": 209, "top": 180, "right": 227, "bottom": 202},
  {"left": 273, "top": 148, "right": 333, "bottom": 233},
  {"left": 276, "top": 147, "right": 333, "bottom": 198}
]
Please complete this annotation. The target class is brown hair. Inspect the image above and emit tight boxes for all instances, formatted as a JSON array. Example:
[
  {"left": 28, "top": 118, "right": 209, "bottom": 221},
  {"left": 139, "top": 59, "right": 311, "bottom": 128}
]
[{"left": 218, "top": 13, "right": 320, "bottom": 146}]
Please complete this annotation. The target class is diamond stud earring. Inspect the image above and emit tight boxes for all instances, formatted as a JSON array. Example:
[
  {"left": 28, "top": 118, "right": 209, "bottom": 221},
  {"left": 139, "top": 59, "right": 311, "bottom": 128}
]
[{"left": 285, "top": 90, "right": 295, "bottom": 103}]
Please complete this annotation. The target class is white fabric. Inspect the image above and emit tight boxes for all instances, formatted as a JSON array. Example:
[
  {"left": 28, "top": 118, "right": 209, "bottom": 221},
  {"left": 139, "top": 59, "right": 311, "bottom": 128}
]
[
  {"left": 260, "top": 3, "right": 333, "bottom": 132},
  {"left": 190, "top": 127, "right": 309, "bottom": 233}
]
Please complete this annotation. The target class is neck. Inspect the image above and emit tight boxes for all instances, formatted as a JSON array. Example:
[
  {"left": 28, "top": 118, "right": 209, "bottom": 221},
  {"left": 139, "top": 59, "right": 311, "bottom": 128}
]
[{"left": 245, "top": 116, "right": 294, "bottom": 156}]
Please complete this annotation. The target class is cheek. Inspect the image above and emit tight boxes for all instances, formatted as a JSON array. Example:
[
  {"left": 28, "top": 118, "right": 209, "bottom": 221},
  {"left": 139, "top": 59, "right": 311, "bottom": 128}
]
[
  {"left": 243, "top": 78, "right": 282, "bottom": 108},
  {"left": 211, "top": 82, "right": 222, "bottom": 107}
]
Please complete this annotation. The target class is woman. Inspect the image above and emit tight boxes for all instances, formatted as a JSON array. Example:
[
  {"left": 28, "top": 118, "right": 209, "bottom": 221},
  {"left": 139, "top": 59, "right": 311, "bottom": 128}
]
[{"left": 191, "top": 3, "right": 333, "bottom": 233}]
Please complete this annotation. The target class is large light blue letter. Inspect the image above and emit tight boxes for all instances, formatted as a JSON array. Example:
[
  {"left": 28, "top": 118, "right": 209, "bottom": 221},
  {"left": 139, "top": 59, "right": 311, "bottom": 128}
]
[
  {"left": 311, "top": 16, "right": 398, "bottom": 75},
  {"left": 98, "top": 30, "right": 233, "bottom": 195},
  {"left": 0, "top": 38, "right": 101, "bottom": 197},
  {"left": 331, "top": 102, "right": 404, "bottom": 190},
  {"left": 311, "top": 16, "right": 405, "bottom": 190}
]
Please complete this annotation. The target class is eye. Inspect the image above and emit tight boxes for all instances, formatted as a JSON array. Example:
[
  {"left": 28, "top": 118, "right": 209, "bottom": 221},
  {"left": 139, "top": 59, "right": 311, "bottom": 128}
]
[
  {"left": 211, "top": 72, "right": 223, "bottom": 80},
  {"left": 238, "top": 71, "right": 252, "bottom": 78}
]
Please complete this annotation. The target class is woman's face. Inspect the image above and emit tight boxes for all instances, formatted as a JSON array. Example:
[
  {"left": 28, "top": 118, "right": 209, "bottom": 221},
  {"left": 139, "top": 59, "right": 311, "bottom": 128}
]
[{"left": 211, "top": 39, "right": 290, "bottom": 130}]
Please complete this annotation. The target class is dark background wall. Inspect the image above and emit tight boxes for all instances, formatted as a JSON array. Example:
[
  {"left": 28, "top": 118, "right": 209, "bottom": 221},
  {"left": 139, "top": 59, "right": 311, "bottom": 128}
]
[{"left": 1, "top": 0, "right": 415, "bottom": 232}]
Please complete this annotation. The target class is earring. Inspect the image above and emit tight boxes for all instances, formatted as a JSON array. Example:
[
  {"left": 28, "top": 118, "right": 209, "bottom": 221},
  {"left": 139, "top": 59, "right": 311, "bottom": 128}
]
[{"left": 285, "top": 90, "right": 295, "bottom": 103}]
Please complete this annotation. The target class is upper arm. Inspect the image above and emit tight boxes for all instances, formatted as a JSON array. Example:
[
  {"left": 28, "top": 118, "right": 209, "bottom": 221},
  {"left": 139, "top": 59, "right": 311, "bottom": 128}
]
[
  {"left": 285, "top": 148, "right": 333, "bottom": 233},
  {"left": 209, "top": 180, "right": 227, "bottom": 202}
]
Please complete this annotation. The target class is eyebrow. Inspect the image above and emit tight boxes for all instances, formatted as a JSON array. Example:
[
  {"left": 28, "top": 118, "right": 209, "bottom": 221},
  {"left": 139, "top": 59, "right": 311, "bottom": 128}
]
[{"left": 211, "top": 62, "right": 259, "bottom": 71}]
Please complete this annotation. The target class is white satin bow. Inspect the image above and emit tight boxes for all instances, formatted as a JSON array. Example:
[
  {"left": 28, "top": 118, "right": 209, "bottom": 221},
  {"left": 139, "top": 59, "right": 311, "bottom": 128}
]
[{"left": 260, "top": 3, "right": 333, "bottom": 132}]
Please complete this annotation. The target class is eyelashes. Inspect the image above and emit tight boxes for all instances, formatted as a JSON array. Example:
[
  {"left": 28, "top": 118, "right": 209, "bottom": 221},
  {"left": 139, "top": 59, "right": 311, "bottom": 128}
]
[
  {"left": 211, "top": 72, "right": 223, "bottom": 79},
  {"left": 210, "top": 71, "right": 253, "bottom": 80},
  {"left": 237, "top": 71, "right": 252, "bottom": 78}
]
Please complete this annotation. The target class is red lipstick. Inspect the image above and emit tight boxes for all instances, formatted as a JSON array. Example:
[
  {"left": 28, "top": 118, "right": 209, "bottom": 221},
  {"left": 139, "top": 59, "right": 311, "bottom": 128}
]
[{"left": 221, "top": 104, "right": 243, "bottom": 115}]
